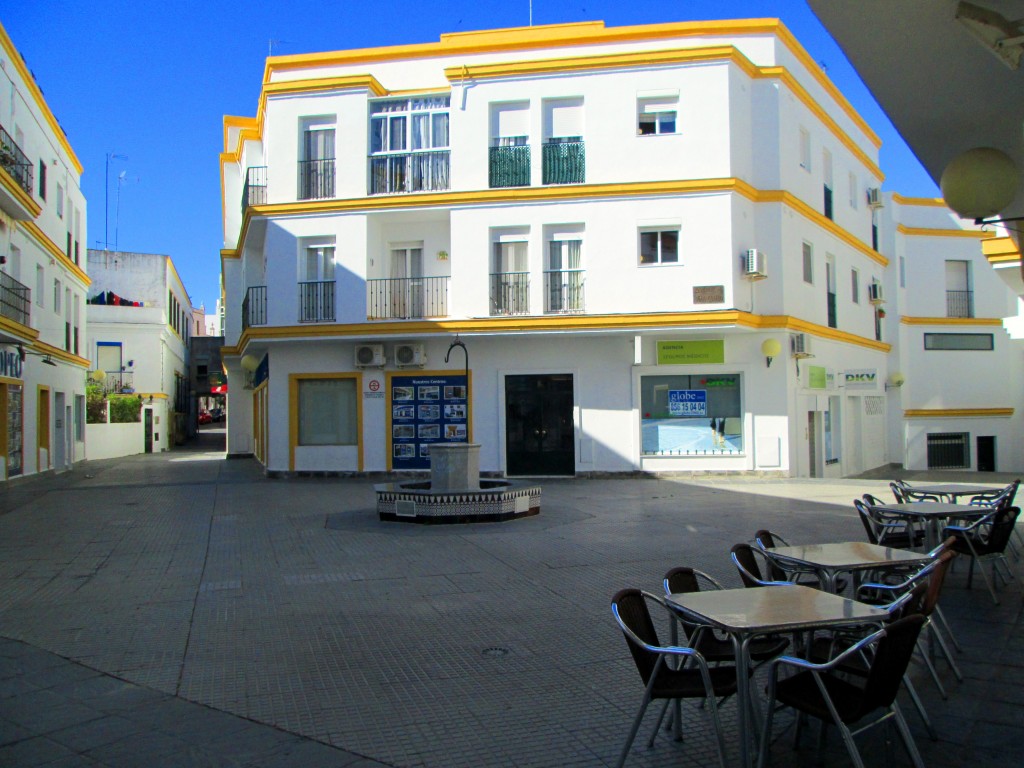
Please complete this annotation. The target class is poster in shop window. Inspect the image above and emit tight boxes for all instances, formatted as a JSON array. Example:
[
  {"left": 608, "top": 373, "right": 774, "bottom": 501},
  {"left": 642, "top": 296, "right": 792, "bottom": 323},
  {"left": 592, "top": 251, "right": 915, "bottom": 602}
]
[{"left": 391, "top": 374, "right": 469, "bottom": 470}]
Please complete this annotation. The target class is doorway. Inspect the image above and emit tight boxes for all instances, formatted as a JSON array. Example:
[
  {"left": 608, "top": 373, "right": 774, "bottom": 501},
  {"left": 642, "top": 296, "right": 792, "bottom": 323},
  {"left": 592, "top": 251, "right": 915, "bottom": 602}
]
[
  {"left": 53, "top": 393, "right": 66, "bottom": 470},
  {"left": 389, "top": 245, "right": 424, "bottom": 318},
  {"left": 144, "top": 408, "right": 153, "bottom": 454},
  {"left": 505, "top": 374, "right": 575, "bottom": 476},
  {"left": 977, "top": 436, "right": 996, "bottom": 472},
  {"left": 807, "top": 411, "right": 821, "bottom": 478}
]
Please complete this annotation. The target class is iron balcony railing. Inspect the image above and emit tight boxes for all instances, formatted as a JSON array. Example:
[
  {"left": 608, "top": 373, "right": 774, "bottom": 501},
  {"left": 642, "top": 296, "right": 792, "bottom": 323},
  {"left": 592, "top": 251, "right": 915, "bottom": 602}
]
[
  {"left": 298, "top": 158, "right": 335, "bottom": 200},
  {"left": 490, "top": 272, "right": 530, "bottom": 316},
  {"left": 489, "top": 144, "right": 531, "bottom": 188},
  {"left": 544, "top": 269, "right": 585, "bottom": 314},
  {"left": 367, "top": 276, "right": 449, "bottom": 320},
  {"left": 826, "top": 291, "right": 837, "bottom": 328},
  {"left": 369, "top": 150, "right": 450, "bottom": 195},
  {"left": 0, "top": 271, "right": 30, "bottom": 326},
  {"left": 242, "top": 285, "right": 267, "bottom": 329},
  {"left": 298, "top": 280, "right": 335, "bottom": 323},
  {"left": 542, "top": 139, "right": 585, "bottom": 185},
  {"left": 946, "top": 289, "right": 974, "bottom": 318},
  {"left": 103, "top": 371, "right": 135, "bottom": 395},
  {"left": 0, "top": 124, "right": 33, "bottom": 196},
  {"left": 241, "top": 166, "right": 267, "bottom": 213}
]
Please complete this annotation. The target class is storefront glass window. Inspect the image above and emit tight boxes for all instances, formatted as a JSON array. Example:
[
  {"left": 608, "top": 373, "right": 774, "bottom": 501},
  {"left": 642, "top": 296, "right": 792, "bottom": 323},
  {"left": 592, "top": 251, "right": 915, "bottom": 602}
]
[{"left": 640, "top": 374, "right": 742, "bottom": 455}]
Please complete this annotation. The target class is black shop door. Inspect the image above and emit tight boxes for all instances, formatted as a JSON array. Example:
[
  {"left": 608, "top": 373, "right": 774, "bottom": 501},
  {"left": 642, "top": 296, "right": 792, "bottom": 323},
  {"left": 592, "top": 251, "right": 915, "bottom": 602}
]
[{"left": 505, "top": 374, "right": 575, "bottom": 476}]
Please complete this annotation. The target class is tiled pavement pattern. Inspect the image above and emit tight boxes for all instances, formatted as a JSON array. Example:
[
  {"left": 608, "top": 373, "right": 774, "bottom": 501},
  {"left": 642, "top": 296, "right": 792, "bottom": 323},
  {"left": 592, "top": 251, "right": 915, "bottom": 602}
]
[{"left": 0, "top": 433, "right": 1021, "bottom": 767}]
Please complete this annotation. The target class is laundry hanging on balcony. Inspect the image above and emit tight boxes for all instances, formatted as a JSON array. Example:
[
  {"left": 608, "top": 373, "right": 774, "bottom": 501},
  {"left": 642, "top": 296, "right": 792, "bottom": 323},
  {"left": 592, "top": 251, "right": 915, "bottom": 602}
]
[{"left": 88, "top": 291, "right": 143, "bottom": 307}]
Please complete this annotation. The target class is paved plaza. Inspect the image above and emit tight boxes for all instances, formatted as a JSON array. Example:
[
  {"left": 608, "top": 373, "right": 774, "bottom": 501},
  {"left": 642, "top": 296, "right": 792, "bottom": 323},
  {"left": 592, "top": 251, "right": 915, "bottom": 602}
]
[{"left": 1, "top": 432, "right": 1022, "bottom": 767}]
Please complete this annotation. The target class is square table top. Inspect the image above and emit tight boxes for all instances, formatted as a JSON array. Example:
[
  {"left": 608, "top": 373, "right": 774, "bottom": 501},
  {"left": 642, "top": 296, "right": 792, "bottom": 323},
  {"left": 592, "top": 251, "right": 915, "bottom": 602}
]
[
  {"left": 873, "top": 501, "right": 985, "bottom": 519},
  {"left": 666, "top": 585, "right": 888, "bottom": 634},
  {"left": 766, "top": 541, "right": 930, "bottom": 570},
  {"left": 901, "top": 483, "right": 996, "bottom": 497}
]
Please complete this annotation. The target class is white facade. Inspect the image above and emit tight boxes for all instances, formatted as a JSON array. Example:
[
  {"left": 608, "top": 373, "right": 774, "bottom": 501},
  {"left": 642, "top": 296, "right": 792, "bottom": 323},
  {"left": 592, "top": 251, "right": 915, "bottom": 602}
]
[
  {"left": 0, "top": 20, "right": 89, "bottom": 480},
  {"left": 85, "top": 250, "right": 193, "bottom": 455},
  {"left": 219, "top": 19, "right": 1023, "bottom": 478}
]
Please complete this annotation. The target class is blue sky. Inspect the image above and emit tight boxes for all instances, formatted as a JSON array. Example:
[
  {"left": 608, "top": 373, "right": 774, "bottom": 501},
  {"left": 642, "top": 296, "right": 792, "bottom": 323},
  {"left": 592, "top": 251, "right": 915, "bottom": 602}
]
[{"left": 4, "top": 1, "right": 940, "bottom": 314}]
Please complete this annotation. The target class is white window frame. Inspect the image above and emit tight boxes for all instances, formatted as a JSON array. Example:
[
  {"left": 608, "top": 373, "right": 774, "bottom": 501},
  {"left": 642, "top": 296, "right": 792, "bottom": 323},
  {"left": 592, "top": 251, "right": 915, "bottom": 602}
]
[
  {"left": 637, "top": 95, "right": 678, "bottom": 136},
  {"left": 848, "top": 172, "right": 858, "bottom": 208},
  {"left": 639, "top": 227, "right": 680, "bottom": 266},
  {"left": 54, "top": 278, "right": 62, "bottom": 314},
  {"left": 297, "top": 377, "right": 358, "bottom": 446},
  {"left": 851, "top": 268, "right": 860, "bottom": 304},
  {"left": 799, "top": 127, "right": 811, "bottom": 171},
  {"left": 36, "top": 265, "right": 44, "bottom": 308},
  {"left": 802, "top": 241, "right": 814, "bottom": 284},
  {"left": 56, "top": 183, "right": 64, "bottom": 219}
]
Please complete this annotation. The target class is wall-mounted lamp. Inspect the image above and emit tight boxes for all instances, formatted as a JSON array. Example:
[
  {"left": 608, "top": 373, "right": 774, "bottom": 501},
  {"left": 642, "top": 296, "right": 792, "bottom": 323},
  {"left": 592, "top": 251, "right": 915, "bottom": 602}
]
[
  {"left": 761, "top": 338, "right": 782, "bottom": 368},
  {"left": 940, "top": 146, "right": 1022, "bottom": 225},
  {"left": 240, "top": 354, "right": 260, "bottom": 372},
  {"left": 886, "top": 372, "right": 906, "bottom": 390},
  {"left": 41, "top": 355, "right": 57, "bottom": 367}
]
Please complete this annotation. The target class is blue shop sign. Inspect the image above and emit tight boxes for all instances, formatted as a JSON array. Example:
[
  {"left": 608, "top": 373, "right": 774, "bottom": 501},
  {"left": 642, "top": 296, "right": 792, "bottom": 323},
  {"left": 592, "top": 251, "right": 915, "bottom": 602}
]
[{"left": 668, "top": 389, "right": 707, "bottom": 417}]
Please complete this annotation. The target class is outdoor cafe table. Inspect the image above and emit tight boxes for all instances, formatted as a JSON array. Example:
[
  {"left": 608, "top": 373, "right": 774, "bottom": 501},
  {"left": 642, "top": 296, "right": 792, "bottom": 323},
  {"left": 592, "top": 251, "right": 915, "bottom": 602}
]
[
  {"left": 760, "top": 541, "right": 931, "bottom": 592},
  {"left": 899, "top": 483, "right": 995, "bottom": 501},
  {"left": 666, "top": 584, "right": 889, "bottom": 768},
  {"left": 872, "top": 501, "right": 987, "bottom": 551}
]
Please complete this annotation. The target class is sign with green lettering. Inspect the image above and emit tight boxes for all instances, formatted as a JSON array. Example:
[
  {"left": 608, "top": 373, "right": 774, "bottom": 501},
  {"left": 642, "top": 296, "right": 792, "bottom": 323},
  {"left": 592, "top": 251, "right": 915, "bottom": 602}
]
[
  {"left": 657, "top": 340, "right": 725, "bottom": 365},
  {"left": 808, "top": 365, "right": 827, "bottom": 389}
]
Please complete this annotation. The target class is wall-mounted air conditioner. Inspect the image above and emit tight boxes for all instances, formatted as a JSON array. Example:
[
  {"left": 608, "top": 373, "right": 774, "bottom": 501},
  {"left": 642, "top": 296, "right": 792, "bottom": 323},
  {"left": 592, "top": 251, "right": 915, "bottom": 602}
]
[
  {"left": 354, "top": 344, "right": 385, "bottom": 368},
  {"left": 791, "top": 333, "right": 813, "bottom": 358},
  {"left": 742, "top": 248, "right": 767, "bottom": 280},
  {"left": 866, "top": 187, "right": 883, "bottom": 209},
  {"left": 868, "top": 282, "right": 884, "bottom": 304},
  {"left": 394, "top": 342, "right": 426, "bottom": 368}
]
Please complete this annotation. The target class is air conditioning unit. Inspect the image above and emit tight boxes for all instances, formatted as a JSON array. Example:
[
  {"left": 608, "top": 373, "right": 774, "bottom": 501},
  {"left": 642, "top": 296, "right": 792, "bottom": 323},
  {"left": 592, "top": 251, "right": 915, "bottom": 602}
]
[
  {"left": 791, "top": 333, "right": 813, "bottom": 358},
  {"left": 868, "top": 282, "right": 885, "bottom": 304},
  {"left": 354, "top": 344, "right": 385, "bottom": 368},
  {"left": 866, "top": 187, "right": 883, "bottom": 209},
  {"left": 742, "top": 248, "right": 768, "bottom": 280},
  {"left": 394, "top": 342, "right": 426, "bottom": 368}
]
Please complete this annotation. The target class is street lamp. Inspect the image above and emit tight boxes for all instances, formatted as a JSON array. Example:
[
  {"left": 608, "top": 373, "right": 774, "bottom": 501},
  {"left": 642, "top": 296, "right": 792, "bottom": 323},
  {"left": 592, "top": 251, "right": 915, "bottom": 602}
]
[{"left": 105, "top": 152, "right": 127, "bottom": 250}]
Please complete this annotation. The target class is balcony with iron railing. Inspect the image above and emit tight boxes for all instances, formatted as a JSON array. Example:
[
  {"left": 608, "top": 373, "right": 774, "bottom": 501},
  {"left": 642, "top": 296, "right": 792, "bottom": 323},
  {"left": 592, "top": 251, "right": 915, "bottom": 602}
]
[
  {"left": 102, "top": 371, "right": 135, "bottom": 395},
  {"left": 542, "top": 139, "right": 585, "bottom": 185},
  {"left": 367, "top": 276, "right": 449, "bottom": 320},
  {"left": 0, "top": 124, "right": 33, "bottom": 197},
  {"left": 0, "top": 271, "right": 31, "bottom": 327},
  {"left": 544, "top": 270, "right": 585, "bottom": 314},
  {"left": 298, "top": 280, "right": 335, "bottom": 322},
  {"left": 242, "top": 285, "right": 267, "bottom": 330},
  {"left": 489, "top": 143, "right": 531, "bottom": 188},
  {"left": 298, "top": 158, "right": 335, "bottom": 200},
  {"left": 241, "top": 166, "right": 267, "bottom": 213},
  {"left": 947, "top": 289, "right": 974, "bottom": 318},
  {"left": 369, "top": 151, "right": 450, "bottom": 195},
  {"left": 490, "top": 272, "right": 530, "bottom": 316}
]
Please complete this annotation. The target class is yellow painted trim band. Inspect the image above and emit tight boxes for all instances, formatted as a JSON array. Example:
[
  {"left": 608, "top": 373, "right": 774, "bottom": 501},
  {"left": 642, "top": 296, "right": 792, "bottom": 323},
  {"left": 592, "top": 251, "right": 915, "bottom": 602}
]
[
  {"left": 892, "top": 194, "right": 946, "bottom": 207},
  {"left": 904, "top": 408, "right": 1014, "bottom": 419},
  {"left": 900, "top": 317, "right": 1004, "bottom": 327},
  {"left": 896, "top": 224, "right": 993, "bottom": 239},
  {"left": 0, "top": 169, "right": 43, "bottom": 217},
  {"left": 264, "top": 74, "right": 387, "bottom": 99},
  {"left": 0, "top": 314, "right": 39, "bottom": 342},
  {"left": 0, "top": 21, "right": 84, "bottom": 175},
  {"left": 18, "top": 221, "right": 91, "bottom": 287},
  {"left": 288, "top": 372, "right": 363, "bottom": 472},
  {"left": 762, "top": 191, "right": 887, "bottom": 266},
  {"left": 982, "top": 237, "right": 1021, "bottom": 265},
  {"left": 223, "top": 310, "right": 891, "bottom": 355},
  {"left": 29, "top": 339, "right": 90, "bottom": 368}
]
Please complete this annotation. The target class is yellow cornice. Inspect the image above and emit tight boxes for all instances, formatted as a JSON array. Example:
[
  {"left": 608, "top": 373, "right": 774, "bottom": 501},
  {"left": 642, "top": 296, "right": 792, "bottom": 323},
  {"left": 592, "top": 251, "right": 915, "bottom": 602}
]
[
  {"left": 896, "top": 224, "right": 994, "bottom": 239},
  {"left": 0, "top": 313, "right": 39, "bottom": 342},
  {"left": 165, "top": 256, "right": 190, "bottom": 307},
  {"left": 264, "top": 73, "right": 387, "bottom": 99},
  {"left": 18, "top": 221, "right": 91, "bottom": 287},
  {"left": 982, "top": 236, "right": 1021, "bottom": 265},
  {"left": 30, "top": 339, "right": 89, "bottom": 368},
  {"left": 892, "top": 194, "right": 945, "bottom": 207},
  {"left": 0, "top": 168, "right": 42, "bottom": 217},
  {"left": 904, "top": 408, "right": 1013, "bottom": 419},
  {"left": 900, "top": 316, "right": 1004, "bottom": 326},
  {"left": 0, "top": 20, "right": 84, "bottom": 175},
  {"left": 222, "top": 310, "right": 890, "bottom": 356}
]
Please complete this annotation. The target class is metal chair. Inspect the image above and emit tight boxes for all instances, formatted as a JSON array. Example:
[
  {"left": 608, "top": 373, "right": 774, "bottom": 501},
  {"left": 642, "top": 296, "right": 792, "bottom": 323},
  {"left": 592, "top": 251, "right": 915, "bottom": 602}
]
[
  {"left": 758, "top": 615, "right": 927, "bottom": 768},
  {"left": 943, "top": 506, "right": 1020, "bottom": 604},
  {"left": 611, "top": 588, "right": 736, "bottom": 768},
  {"left": 730, "top": 543, "right": 795, "bottom": 588},
  {"left": 855, "top": 498, "right": 923, "bottom": 550},
  {"left": 753, "top": 530, "right": 833, "bottom": 588}
]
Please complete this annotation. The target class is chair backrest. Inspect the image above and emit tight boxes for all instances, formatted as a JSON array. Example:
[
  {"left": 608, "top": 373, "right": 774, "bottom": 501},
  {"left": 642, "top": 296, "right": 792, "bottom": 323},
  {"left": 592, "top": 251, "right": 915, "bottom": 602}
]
[
  {"left": 611, "top": 588, "right": 661, "bottom": 685},
  {"left": 854, "top": 498, "right": 880, "bottom": 544},
  {"left": 861, "top": 614, "right": 927, "bottom": 714},
  {"left": 889, "top": 481, "right": 908, "bottom": 502},
  {"left": 979, "top": 507, "right": 1021, "bottom": 554},
  {"left": 922, "top": 550, "right": 958, "bottom": 616},
  {"left": 663, "top": 566, "right": 723, "bottom": 596},
  {"left": 754, "top": 530, "right": 794, "bottom": 581},
  {"left": 888, "top": 581, "right": 928, "bottom": 620},
  {"left": 862, "top": 493, "right": 885, "bottom": 507},
  {"left": 731, "top": 543, "right": 767, "bottom": 587}
]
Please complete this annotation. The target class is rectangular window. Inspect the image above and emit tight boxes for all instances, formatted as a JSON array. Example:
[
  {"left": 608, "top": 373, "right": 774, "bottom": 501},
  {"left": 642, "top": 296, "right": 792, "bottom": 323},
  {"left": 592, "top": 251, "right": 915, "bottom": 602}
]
[
  {"left": 851, "top": 268, "right": 860, "bottom": 304},
  {"left": 545, "top": 237, "right": 584, "bottom": 313},
  {"left": 36, "top": 265, "right": 44, "bottom": 307},
  {"left": 38, "top": 160, "right": 46, "bottom": 199},
  {"left": 637, "top": 95, "right": 678, "bottom": 136},
  {"left": 639, "top": 229, "right": 679, "bottom": 265},
  {"left": 489, "top": 102, "right": 530, "bottom": 188},
  {"left": 802, "top": 241, "right": 813, "bottom": 284},
  {"left": 848, "top": 172, "right": 858, "bottom": 208},
  {"left": 298, "top": 239, "right": 336, "bottom": 323},
  {"left": 491, "top": 240, "right": 529, "bottom": 315},
  {"left": 298, "top": 378, "right": 357, "bottom": 445},
  {"left": 75, "top": 394, "right": 85, "bottom": 441},
  {"left": 899, "top": 256, "right": 906, "bottom": 288},
  {"left": 369, "top": 97, "right": 450, "bottom": 194},
  {"left": 542, "top": 97, "right": 585, "bottom": 185},
  {"left": 945, "top": 259, "right": 973, "bottom": 318},
  {"left": 825, "top": 396, "right": 841, "bottom": 464},
  {"left": 927, "top": 432, "right": 970, "bottom": 469},
  {"left": 640, "top": 373, "right": 743, "bottom": 455},
  {"left": 299, "top": 117, "right": 336, "bottom": 200},
  {"left": 54, "top": 278, "right": 61, "bottom": 313},
  {"left": 924, "top": 333, "right": 993, "bottom": 351},
  {"left": 799, "top": 127, "right": 811, "bottom": 171},
  {"left": 56, "top": 183, "right": 64, "bottom": 218}
]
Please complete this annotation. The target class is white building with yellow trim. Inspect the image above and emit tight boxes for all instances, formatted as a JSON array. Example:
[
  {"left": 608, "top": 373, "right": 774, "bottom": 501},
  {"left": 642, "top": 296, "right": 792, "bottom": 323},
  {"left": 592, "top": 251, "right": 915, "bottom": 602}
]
[
  {"left": 219, "top": 18, "right": 1022, "bottom": 478},
  {"left": 0, "top": 20, "right": 90, "bottom": 480}
]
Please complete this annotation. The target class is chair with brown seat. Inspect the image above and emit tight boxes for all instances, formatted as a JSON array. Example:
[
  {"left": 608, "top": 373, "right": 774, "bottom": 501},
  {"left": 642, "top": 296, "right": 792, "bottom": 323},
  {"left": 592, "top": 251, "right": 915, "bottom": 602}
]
[
  {"left": 758, "top": 615, "right": 927, "bottom": 768},
  {"left": 611, "top": 588, "right": 737, "bottom": 768},
  {"left": 942, "top": 506, "right": 1020, "bottom": 604},
  {"left": 754, "top": 530, "right": 849, "bottom": 592},
  {"left": 855, "top": 498, "right": 923, "bottom": 550}
]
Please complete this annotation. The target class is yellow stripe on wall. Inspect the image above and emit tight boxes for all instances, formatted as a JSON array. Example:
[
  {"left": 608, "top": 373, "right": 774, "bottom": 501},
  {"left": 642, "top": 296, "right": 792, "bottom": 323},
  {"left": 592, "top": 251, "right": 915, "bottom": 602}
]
[{"left": 904, "top": 408, "right": 1014, "bottom": 418}]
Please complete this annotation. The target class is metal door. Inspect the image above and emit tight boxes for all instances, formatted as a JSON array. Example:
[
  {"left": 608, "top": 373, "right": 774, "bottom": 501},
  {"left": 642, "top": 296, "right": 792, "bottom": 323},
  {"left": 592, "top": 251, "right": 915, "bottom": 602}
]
[
  {"left": 144, "top": 408, "right": 153, "bottom": 453},
  {"left": 505, "top": 374, "right": 574, "bottom": 476}
]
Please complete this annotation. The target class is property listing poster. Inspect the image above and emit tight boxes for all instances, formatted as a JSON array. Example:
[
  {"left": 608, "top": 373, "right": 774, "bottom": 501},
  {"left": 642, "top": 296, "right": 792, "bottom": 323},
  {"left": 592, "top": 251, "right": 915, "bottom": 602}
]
[{"left": 391, "top": 374, "right": 469, "bottom": 470}]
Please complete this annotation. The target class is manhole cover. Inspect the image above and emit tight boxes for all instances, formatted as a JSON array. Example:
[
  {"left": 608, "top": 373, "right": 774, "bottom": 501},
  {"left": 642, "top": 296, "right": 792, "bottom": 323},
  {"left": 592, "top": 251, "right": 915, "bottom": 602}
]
[{"left": 482, "top": 646, "right": 511, "bottom": 657}]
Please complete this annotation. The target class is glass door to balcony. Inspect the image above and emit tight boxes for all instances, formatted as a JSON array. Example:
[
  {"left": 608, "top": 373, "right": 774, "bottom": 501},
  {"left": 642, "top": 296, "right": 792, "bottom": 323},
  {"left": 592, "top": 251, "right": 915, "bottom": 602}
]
[{"left": 389, "top": 246, "right": 423, "bottom": 318}]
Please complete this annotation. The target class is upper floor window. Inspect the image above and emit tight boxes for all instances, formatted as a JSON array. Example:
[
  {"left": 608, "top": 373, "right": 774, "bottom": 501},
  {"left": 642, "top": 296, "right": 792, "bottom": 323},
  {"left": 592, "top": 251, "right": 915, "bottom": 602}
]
[
  {"left": 924, "top": 333, "right": 993, "bottom": 351},
  {"left": 851, "top": 268, "right": 860, "bottom": 304},
  {"left": 298, "top": 238, "right": 336, "bottom": 323},
  {"left": 802, "top": 241, "right": 814, "bottom": 284},
  {"left": 945, "top": 259, "right": 973, "bottom": 318},
  {"left": 637, "top": 94, "right": 677, "bottom": 136},
  {"left": 36, "top": 265, "right": 44, "bottom": 307},
  {"left": 639, "top": 228, "right": 679, "bottom": 265},
  {"left": 543, "top": 98, "right": 584, "bottom": 185},
  {"left": 299, "top": 117, "right": 336, "bottom": 200},
  {"left": 546, "top": 227, "right": 584, "bottom": 314},
  {"left": 54, "top": 278, "right": 62, "bottom": 314},
  {"left": 38, "top": 160, "right": 47, "bottom": 199},
  {"left": 489, "top": 102, "right": 530, "bottom": 188},
  {"left": 822, "top": 148, "right": 834, "bottom": 220},
  {"left": 799, "top": 127, "right": 811, "bottom": 171},
  {"left": 848, "top": 172, "right": 858, "bottom": 209},
  {"left": 369, "top": 97, "right": 450, "bottom": 195},
  {"left": 56, "top": 184, "right": 64, "bottom": 219},
  {"left": 491, "top": 237, "right": 529, "bottom": 316}
]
